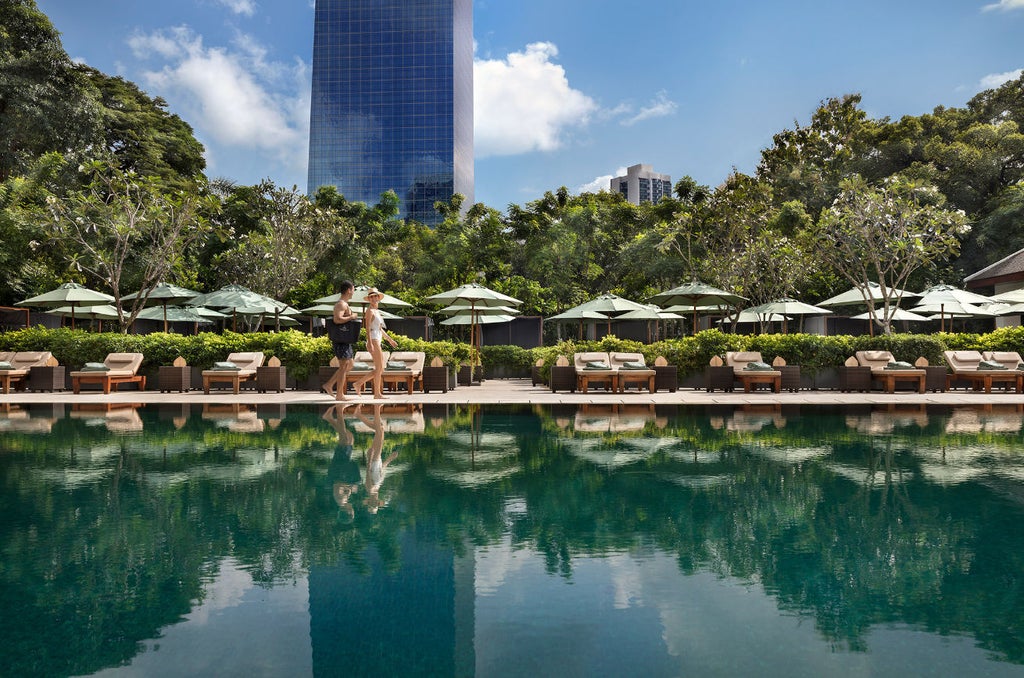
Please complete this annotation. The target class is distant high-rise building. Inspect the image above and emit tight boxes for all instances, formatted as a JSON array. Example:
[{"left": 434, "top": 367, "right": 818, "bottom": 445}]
[
  {"left": 610, "top": 164, "right": 673, "bottom": 205},
  {"left": 307, "top": 0, "right": 473, "bottom": 225}
]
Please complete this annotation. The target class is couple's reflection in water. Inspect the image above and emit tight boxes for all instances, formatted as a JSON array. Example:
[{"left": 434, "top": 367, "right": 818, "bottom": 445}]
[{"left": 322, "top": 403, "right": 399, "bottom": 522}]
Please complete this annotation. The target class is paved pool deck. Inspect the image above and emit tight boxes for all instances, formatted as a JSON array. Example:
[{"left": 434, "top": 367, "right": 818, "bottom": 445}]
[{"left": 4, "top": 378, "right": 1024, "bottom": 408}]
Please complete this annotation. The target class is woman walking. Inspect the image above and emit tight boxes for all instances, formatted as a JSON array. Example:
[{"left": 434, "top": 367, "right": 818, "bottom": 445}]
[{"left": 352, "top": 287, "right": 397, "bottom": 399}]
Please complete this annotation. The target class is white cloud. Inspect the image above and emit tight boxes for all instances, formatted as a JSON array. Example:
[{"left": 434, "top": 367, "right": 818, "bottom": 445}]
[
  {"left": 621, "top": 90, "right": 678, "bottom": 127},
  {"left": 980, "top": 68, "right": 1024, "bottom": 89},
  {"left": 128, "top": 26, "right": 309, "bottom": 173},
  {"left": 982, "top": 0, "right": 1024, "bottom": 10},
  {"left": 577, "top": 167, "right": 627, "bottom": 195},
  {"left": 215, "top": 0, "right": 257, "bottom": 17},
  {"left": 474, "top": 42, "right": 598, "bottom": 157}
]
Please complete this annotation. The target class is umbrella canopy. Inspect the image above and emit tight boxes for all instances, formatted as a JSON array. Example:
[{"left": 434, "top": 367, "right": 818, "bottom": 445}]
[
  {"left": 186, "top": 306, "right": 230, "bottom": 319},
  {"left": 553, "top": 293, "right": 649, "bottom": 336},
  {"left": 850, "top": 308, "right": 930, "bottom": 322},
  {"left": 648, "top": 281, "right": 746, "bottom": 334},
  {"left": 20, "top": 282, "right": 116, "bottom": 329},
  {"left": 745, "top": 298, "right": 831, "bottom": 334},
  {"left": 19, "top": 282, "right": 114, "bottom": 308},
  {"left": 649, "top": 281, "right": 746, "bottom": 308},
  {"left": 122, "top": 282, "right": 201, "bottom": 331},
  {"left": 818, "top": 282, "right": 920, "bottom": 308},
  {"left": 747, "top": 298, "right": 833, "bottom": 316},
  {"left": 545, "top": 308, "right": 609, "bottom": 340},
  {"left": 46, "top": 303, "right": 120, "bottom": 331},
  {"left": 719, "top": 310, "right": 789, "bottom": 324},
  {"left": 614, "top": 305, "right": 683, "bottom": 321},
  {"left": 424, "top": 284, "right": 523, "bottom": 367},
  {"left": 614, "top": 305, "right": 682, "bottom": 343},
  {"left": 47, "top": 304, "right": 120, "bottom": 320},
  {"left": 137, "top": 306, "right": 216, "bottom": 324},
  {"left": 314, "top": 285, "right": 413, "bottom": 309},
  {"left": 121, "top": 282, "right": 200, "bottom": 304},
  {"left": 913, "top": 300, "right": 996, "bottom": 317},
  {"left": 190, "top": 285, "right": 294, "bottom": 331},
  {"left": 569, "top": 293, "right": 649, "bottom": 315},
  {"left": 439, "top": 304, "right": 520, "bottom": 316},
  {"left": 545, "top": 309, "right": 610, "bottom": 322},
  {"left": 423, "top": 283, "right": 522, "bottom": 308},
  {"left": 440, "top": 313, "right": 516, "bottom": 326},
  {"left": 915, "top": 284, "right": 991, "bottom": 307},
  {"left": 989, "top": 288, "right": 1024, "bottom": 304}
]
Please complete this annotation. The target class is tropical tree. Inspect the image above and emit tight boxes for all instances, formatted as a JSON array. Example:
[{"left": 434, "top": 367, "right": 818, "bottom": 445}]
[
  {"left": 44, "top": 158, "right": 218, "bottom": 330},
  {"left": 813, "top": 175, "right": 969, "bottom": 334},
  {"left": 0, "top": 0, "right": 101, "bottom": 181},
  {"left": 212, "top": 180, "right": 351, "bottom": 301}
]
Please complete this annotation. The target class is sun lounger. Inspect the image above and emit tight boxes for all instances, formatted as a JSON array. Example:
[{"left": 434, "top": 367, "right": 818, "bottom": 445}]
[
  {"left": 608, "top": 352, "right": 655, "bottom": 393},
  {"left": 202, "top": 352, "right": 264, "bottom": 394},
  {"left": 382, "top": 351, "right": 426, "bottom": 393},
  {"left": 0, "top": 351, "right": 55, "bottom": 394},
  {"left": 725, "top": 351, "right": 781, "bottom": 393},
  {"left": 71, "top": 353, "right": 145, "bottom": 394},
  {"left": 855, "top": 350, "right": 925, "bottom": 393},
  {"left": 573, "top": 352, "right": 617, "bottom": 393},
  {"left": 943, "top": 350, "right": 1020, "bottom": 393}
]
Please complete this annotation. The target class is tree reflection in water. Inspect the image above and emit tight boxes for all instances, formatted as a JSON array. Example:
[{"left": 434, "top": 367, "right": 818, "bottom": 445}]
[{"left": 0, "top": 402, "right": 1023, "bottom": 674}]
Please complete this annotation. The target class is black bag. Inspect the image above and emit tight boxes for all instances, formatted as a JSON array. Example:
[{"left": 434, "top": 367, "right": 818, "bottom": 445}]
[{"left": 328, "top": 318, "right": 362, "bottom": 343}]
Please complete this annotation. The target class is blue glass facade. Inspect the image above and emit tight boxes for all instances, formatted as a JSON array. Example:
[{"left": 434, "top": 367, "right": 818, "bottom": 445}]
[{"left": 307, "top": 0, "right": 474, "bottom": 226}]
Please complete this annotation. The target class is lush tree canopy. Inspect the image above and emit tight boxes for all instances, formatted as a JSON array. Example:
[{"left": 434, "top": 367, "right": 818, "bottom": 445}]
[{"left": 5, "top": 0, "right": 1024, "bottom": 334}]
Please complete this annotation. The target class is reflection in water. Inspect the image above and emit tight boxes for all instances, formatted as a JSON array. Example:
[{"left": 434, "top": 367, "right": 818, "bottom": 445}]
[{"left": 1, "top": 404, "right": 1023, "bottom": 676}]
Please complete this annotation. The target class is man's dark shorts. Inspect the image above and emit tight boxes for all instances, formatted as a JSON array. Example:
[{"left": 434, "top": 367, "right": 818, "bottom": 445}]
[{"left": 332, "top": 342, "right": 354, "bottom": 360}]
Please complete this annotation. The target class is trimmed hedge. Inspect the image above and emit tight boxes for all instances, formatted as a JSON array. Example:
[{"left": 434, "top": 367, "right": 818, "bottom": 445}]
[{"left": 4, "top": 326, "right": 1024, "bottom": 384}]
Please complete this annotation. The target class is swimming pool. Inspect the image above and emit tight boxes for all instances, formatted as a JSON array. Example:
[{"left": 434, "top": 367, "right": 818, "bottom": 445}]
[{"left": 1, "top": 402, "right": 1023, "bottom": 677}]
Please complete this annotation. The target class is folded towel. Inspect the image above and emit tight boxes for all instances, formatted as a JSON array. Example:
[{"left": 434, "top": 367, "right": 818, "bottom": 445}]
[
  {"left": 884, "top": 361, "right": 913, "bottom": 370},
  {"left": 0, "top": 361, "right": 12, "bottom": 370},
  {"left": 385, "top": 360, "right": 407, "bottom": 370},
  {"left": 351, "top": 361, "right": 371, "bottom": 371},
  {"left": 585, "top": 361, "right": 610, "bottom": 370},
  {"left": 621, "top": 361, "right": 647, "bottom": 370},
  {"left": 744, "top": 362, "right": 774, "bottom": 371},
  {"left": 979, "top": 360, "right": 1008, "bottom": 370},
  {"left": 81, "top": 362, "right": 111, "bottom": 371},
  {"left": 211, "top": 361, "right": 240, "bottom": 370},
  {"left": 1018, "top": 363, "right": 1024, "bottom": 371}
]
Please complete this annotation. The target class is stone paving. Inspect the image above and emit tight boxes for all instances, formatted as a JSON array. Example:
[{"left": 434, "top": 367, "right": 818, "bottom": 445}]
[{"left": 4, "top": 378, "right": 1024, "bottom": 408}]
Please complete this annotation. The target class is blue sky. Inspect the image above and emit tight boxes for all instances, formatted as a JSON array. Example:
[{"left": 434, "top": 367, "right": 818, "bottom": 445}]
[{"left": 36, "top": 0, "right": 1024, "bottom": 211}]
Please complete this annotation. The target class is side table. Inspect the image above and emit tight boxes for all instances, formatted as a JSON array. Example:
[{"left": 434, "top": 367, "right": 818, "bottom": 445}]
[
  {"left": 256, "top": 366, "right": 287, "bottom": 393},
  {"left": 838, "top": 366, "right": 872, "bottom": 392},
  {"left": 654, "top": 365, "right": 678, "bottom": 392},
  {"left": 923, "top": 365, "right": 947, "bottom": 392},
  {"left": 158, "top": 365, "right": 191, "bottom": 393},
  {"left": 705, "top": 365, "right": 735, "bottom": 392},
  {"left": 779, "top": 365, "right": 801, "bottom": 392},
  {"left": 28, "top": 365, "right": 66, "bottom": 392}
]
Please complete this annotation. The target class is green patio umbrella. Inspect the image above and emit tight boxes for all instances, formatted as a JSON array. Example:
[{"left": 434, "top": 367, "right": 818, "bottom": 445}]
[
  {"left": 19, "top": 282, "right": 115, "bottom": 329},
  {"left": 913, "top": 284, "right": 993, "bottom": 332},
  {"left": 314, "top": 285, "right": 413, "bottom": 309},
  {"left": 745, "top": 298, "right": 832, "bottom": 334},
  {"left": 122, "top": 282, "right": 201, "bottom": 332},
  {"left": 425, "top": 284, "right": 523, "bottom": 379},
  {"left": 545, "top": 308, "right": 610, "bottom": 340},
  {"left": 46, "top": 303, "right": 120, "bottom": 331},
  {"left": 818, "top": 282, "right": 920, "bottom": 308},
  {"left": 648, "top": 281, "right": 746, "bottom": 334},
  {"left": 190, "top": 284, "right": 292, "bottom": 331},
  {"left": 555, "top": 293, "right": 649, "bottom": 335},
  {"left": 614, "top": 305, "right": 683, "bottom": 342}
]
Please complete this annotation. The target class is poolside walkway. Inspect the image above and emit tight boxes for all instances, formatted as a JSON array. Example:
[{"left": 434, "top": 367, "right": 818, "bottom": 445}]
[{"left": 4, "top": 378, "right": 1024, "bottom": 407}]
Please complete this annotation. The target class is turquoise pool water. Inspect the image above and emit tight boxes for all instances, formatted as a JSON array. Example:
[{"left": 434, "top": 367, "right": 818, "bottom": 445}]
[{"left": 2, "top": 402, "right": 1024, "bottom": 677}]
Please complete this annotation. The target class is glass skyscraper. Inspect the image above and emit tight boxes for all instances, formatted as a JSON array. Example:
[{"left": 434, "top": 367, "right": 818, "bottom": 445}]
[{"left": 307, "top": 0, "right": 473, "bottom": 226}]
